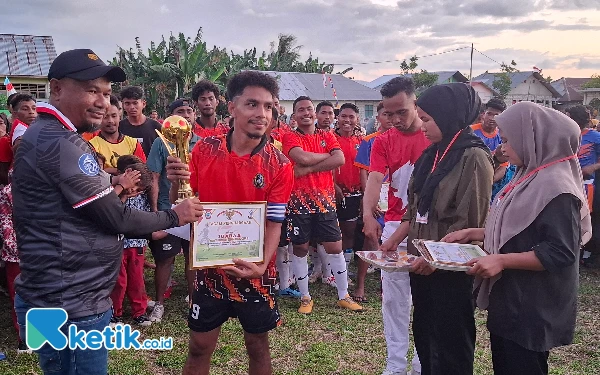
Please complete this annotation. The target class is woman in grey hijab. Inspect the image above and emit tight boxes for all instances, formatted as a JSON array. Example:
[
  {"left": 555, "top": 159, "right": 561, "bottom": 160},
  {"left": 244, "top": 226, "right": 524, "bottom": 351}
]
[{"left": 444, "top": 102, "right": 591, "bottom": 375}]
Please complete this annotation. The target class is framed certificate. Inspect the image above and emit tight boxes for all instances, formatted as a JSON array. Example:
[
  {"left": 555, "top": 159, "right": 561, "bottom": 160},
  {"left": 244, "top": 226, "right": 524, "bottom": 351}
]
[
  {"left": 190, "top": 202, "right": 266, "bottom": 270},
  {"left": 412, "top": 239, "right": 488, "bottom": 272}
]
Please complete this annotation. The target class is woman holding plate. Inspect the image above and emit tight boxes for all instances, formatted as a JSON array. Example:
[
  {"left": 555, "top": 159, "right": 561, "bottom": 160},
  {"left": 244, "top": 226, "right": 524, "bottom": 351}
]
[
  {"left": 443, "top": 102, "right": 591, "bottom": 375},
  {"left": 381, "top": 83, "right": 494, "bottom": 374}
]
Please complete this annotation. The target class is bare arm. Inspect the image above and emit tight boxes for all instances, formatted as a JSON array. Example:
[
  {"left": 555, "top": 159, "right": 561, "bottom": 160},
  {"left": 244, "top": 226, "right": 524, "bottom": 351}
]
[
  {"left": 359, "top": 168, "right": 369, "bottom": 191},
  {"left": 294, "top": 150, "right": 345, "bottom": 178},
  {"left": 493, "top": 165, "right": 507, "bottom": 183},
  {"left": 363, "top": 171, "right": 384, "bottom": 218},
  {"left": 288, "top": 147, "right": 331, "bottom": 166},
  {"left": 150, "top": 172, "right": 160, "bottom": 212}
]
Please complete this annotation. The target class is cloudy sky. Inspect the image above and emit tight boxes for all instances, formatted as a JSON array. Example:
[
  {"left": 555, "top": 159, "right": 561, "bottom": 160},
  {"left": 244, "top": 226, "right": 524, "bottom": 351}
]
[{"left": 6, "top": 0, "right": 600, "bottom": 82}]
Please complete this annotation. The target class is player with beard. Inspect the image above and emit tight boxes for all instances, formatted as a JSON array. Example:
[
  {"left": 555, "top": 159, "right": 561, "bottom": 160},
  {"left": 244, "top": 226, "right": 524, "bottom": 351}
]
[
  {"left": 363, "top": 77, "right": 428, "bottom": 375},
  {"left": 90, "top": 95, "right": 146, "bottom": 175},
  {"left": 167, "top": 71, "right": 293, "bottom": 375},
  {"left": 191, "top": 80, "right": 229, "bottom": 138},
  {"left": 282, "top": 96, "right": 363, "bottom": 314}
]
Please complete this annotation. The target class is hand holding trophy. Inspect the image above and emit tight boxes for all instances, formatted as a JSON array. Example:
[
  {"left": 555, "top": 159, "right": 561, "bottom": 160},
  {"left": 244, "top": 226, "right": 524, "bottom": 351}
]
[{"left": 156, "top": 115, "right": 194, "bottom": 203}]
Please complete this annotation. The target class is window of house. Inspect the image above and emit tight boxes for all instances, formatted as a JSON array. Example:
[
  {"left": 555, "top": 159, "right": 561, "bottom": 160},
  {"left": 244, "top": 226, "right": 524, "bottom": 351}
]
[
  {"left": 365, "top": 104, "right": 374, "bottom": 119},
  {"left": 0, "top": 83, "right": 47, "bottom": 99}
]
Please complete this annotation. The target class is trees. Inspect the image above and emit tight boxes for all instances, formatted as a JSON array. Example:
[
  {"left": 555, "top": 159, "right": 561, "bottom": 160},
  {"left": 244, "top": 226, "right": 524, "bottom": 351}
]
[
  {"left": 492, "top": 60, "right": 519, "bottom": 99},
  {"left": 582, "top": 74, "right": 600, "bottom": 89},
  {"left": 399, "top": 55, "right": 438, "bottom": 94}
]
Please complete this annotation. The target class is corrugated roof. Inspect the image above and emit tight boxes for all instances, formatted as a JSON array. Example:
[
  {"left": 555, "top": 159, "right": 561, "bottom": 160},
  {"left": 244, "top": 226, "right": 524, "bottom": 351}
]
[
  {"left": 0, "top": 34, "right": 57, "bottom": 77},
  {"left": 366, "top": 71, "right": 468, "bottom": 90},
  {"left": 473, "top": 71, "right": 560, "bottom": 97},
  {"left": 551, "top": 77, "right": 591, "bottom": 103},
  {"left": 260, "top": 71, "right": 381, "bottom": 101}
]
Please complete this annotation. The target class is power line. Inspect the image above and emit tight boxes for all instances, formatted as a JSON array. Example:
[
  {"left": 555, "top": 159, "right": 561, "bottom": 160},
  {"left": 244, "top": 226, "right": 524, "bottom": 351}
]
[
  {"left": 330, "top": 46, "right": 471, "bottom": 66},
  {"left": 473, "top": 47, "right": 503, "bottom": 67}
]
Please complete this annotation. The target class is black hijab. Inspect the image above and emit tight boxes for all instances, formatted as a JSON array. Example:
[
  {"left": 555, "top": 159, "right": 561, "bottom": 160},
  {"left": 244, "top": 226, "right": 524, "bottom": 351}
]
[{"left": 412, "top": 83, "right": 490, "bottom": 216}]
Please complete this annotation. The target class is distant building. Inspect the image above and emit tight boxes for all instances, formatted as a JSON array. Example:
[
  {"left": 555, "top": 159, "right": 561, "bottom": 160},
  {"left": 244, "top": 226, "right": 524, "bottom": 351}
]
[
  {"left": 582, "top": 88, "right": 600, "bottom": 109},
  {"left": 0, "top": 34, "right": 57, "bottom": 101},
  {"left": 365, "top": 71, "right": 468, "bottom": 91},
  {"left": 551, "top": 77, "right": 593, "bottom": 110},
  {"left": 473, "top": 71, "right": 559, "bottom": 108},
  {"left": 470, "top": 81, "right": 499, "bottom": 104},
  {"left": 261, "top": 71, "right": 382, "bottom": 121}
]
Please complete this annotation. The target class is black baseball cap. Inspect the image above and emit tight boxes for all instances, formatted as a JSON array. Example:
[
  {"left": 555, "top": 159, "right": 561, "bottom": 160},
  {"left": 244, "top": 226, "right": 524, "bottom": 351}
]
[
  {"left": 168, "top": 98, "right": 193, "bottom": 114},
  {"left": 48, "top": 49, "right": 126, "bottom": 82}
]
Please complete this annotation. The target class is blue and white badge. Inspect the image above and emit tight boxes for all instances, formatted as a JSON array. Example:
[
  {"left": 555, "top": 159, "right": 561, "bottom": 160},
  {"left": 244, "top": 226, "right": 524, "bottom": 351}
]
[{"left": 78, "top": 153, "right": 100, "bottom": 176}]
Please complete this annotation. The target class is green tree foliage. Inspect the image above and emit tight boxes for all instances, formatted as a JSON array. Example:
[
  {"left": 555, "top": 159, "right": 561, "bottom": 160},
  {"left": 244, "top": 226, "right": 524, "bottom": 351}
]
[
  {"left": 111, "top": 32, "right": 334, "bottom": 116},
  {"left": 413, "top": 70, "right": 439, "bottom": 92},
  {"left": 582, "top": 74, "right": 600, "bottom": 89},
  {"left": 492, "top": 60, "right": 519, "bottom": 99}
]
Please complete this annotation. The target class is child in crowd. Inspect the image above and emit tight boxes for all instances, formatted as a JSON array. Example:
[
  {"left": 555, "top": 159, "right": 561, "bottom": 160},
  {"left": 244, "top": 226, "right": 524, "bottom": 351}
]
[{"left": 109, "top": 155, "right": 154, "bottom": 326}]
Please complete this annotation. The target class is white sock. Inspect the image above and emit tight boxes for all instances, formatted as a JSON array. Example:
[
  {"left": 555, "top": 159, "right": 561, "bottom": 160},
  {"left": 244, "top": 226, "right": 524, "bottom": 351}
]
[
  {"left": 583, "top": 250, "right": 592, "bottom": 259},
  {"left": 317, "top": 244, "right": 330, "bottom": 276},
  {"left": 276, "top": 247, "right": 290, "bottom": 290},
  {"left": 310, "top": 246, "right": 322, "bottom": 275},
  {"left": 291, "top": 254, "right": 310, "bottom": 298},
  {"left": 329, "top": 253, "right": 349, "bottom": 300},
  {"left": 288, "top": 244, "right": 295, "bottom": 285}
]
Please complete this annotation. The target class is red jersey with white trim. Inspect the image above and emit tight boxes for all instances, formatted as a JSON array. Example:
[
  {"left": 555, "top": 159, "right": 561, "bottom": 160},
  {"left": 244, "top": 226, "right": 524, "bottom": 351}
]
[
  {"left": 282, "top": 128, "right": 341, "bottom": 214},
  {"left": 193, "top": 118, "right": 230, "bottom": 138},
  {"left": 370, "top": 128, "right": 430, "bottom": 222},
  {"left": 10, "top": 119, "right": 29, "bottom": 145},
  {"left": 334, "top": 132, "right": 363, "bottom": 196},
  {"left": 189, "top": 130, "right": 293, "bottom": 305}
]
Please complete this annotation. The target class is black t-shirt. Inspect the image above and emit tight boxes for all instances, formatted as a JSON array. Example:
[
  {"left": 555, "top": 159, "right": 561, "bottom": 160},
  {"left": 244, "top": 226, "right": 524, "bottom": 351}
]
[
  {"left": 119, "top": 117, "right": 161, "bottom": 157},
  {"left": 13, "top": 110, "right": 119, "bottom": 318}
]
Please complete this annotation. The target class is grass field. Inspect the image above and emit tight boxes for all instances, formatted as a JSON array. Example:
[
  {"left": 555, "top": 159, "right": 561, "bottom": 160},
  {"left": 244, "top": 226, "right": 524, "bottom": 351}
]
[{"left": 1, "top": 256, "right": 598, "bottom": 375}]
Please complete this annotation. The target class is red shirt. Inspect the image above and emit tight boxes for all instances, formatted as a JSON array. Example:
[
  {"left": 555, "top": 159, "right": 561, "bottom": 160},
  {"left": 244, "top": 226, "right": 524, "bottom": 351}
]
[
  {"left": 0, "top": 136, "right": 12, "bottom": 164},
  {"left": 282, "top": 128, "right": 341, "bottom": 214},
  {"left": 334, "top": 132, "right": 362, "bottom": 196},
  {"left": 190, "top": 133, "right": 293, "bottom": 305},
  {"left": 271, "top": 121, "right": 292, "bottom": 142},
  {"left": 193, "top": 119, "right": 230, "bottom": 138},
  {"left": 370, "top": 128, "right": 430, "bottom": 222}
]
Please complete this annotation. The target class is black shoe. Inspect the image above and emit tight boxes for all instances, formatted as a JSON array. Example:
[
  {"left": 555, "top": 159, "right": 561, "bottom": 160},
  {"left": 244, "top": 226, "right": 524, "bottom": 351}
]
[
  {"left": 133, "top": 315, "right": 152, "bottom": 327},
  {"left": 109, "top": 315, "right": 123, "bottom": 327}
]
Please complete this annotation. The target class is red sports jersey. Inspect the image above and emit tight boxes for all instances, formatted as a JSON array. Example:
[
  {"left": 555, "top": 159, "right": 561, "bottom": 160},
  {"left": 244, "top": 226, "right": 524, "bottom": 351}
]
[
  {"left": 334, "top": 132, "right": 362, "bottom": 196},
  {"left": 190, "top": 132, "right": 293, "bottom": 306},
  {"left": 10, "top": 119, "right": 29, "bottom": 146},
  {"left": 282, "top": 129, "right": 341, "bottom": 214},
  {"left": 370, "top": 128, "right": 430, "bottom": 222},
  {"left": 271, "top": 121, "right": 292, "bottom": 142},
  {"left": 0, "top": 136, "right": 12, "bottom": 164},
  {"left": 193, "top": 119, "right": 230, "bottom": 138}
]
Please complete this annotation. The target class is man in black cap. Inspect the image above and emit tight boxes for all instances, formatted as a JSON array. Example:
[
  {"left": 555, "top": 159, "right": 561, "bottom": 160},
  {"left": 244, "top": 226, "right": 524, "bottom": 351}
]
[{"left": 11, "top": 49, "right": 204, "bottom": 375}]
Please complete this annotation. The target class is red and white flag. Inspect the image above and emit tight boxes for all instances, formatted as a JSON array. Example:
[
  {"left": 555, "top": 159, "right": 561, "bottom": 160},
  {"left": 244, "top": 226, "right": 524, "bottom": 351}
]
[
  {"left": 4, "top": 77, "right": 17, "bottom": 96},
  {"left": 533, "top": 66, "right": 542, "bottom": 74}
]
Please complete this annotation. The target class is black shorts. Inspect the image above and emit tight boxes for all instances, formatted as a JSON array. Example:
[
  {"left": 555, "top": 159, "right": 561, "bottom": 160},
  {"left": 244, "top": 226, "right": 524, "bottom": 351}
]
[
  {"left": 188, "top": 292, "right": 280, "bottom": 334},
  {"left": 289, "top": 212, "right": 342, "bottom": 245},
  {"left": 337, "top": 195, "right": 362, "bottom": 222},
  {"left": 150, "top": 234, "right": 189, "bottom": 262},
  {"left": 278, "top": 218, "right": 291, "bottom": 248}
]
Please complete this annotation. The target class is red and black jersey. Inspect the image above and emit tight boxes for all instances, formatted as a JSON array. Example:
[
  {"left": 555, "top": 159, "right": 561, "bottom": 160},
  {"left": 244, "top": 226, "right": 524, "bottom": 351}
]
[
  {"left": 189, "top": 129, "right": 293, "bottom": 305},
  {"left": 282, "top": 128, "right": 341, "bottom": 214},
  {"left": 334, "top": 132, "right": 363, "bottom": 196},
  {"left": 271, "top": 121, "right": 292, "bottom": 142},
  {"left": 193, "top": 118, "right": 230, "bottom": 139}
]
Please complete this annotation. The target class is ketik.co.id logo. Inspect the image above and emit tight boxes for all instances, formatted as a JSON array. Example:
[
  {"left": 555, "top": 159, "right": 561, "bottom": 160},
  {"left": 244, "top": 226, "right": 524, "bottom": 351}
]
[{"left": 26, "top": 308, "right": 172, "bottom": 350}]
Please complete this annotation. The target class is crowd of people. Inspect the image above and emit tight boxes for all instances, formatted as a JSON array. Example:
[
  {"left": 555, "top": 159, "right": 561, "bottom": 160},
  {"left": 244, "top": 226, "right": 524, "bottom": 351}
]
[{"left": 0, "top": 47, "right": 597, "bottom": 375}]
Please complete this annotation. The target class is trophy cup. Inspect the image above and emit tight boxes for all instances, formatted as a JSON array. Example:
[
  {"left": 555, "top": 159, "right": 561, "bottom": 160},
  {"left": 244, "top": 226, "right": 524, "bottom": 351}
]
[{"left": 155, "top": 115, "right": 194, "bottom": 203}]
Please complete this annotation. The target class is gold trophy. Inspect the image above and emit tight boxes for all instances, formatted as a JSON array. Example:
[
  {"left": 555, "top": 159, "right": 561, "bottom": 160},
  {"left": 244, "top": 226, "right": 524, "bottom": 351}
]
[{"left": 155, "top": 115, "right": 194, "bottom": 203}]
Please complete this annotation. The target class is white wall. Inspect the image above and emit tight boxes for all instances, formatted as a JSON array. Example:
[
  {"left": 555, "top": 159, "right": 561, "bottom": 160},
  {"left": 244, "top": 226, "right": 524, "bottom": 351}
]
[
  {"left": 506, "top": 77, "right": 554, "bottom": 107},
  {"left": 473, "top": 85, "right": 494, "bottom": 103},
  {"left": 583, "top": 90, "right": 600, "bottom": 105}
]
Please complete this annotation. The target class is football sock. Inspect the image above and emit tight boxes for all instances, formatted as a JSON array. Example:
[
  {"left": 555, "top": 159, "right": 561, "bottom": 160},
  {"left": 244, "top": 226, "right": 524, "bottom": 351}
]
[
  {"left": 291, "top": 254, "right": 310, "bottom": 298},
  {"left": 329, "top": 252, "right": 349, "bottom": 300},
  {"left": 276, "top": 247, "right": 290, "bottom": 290}
]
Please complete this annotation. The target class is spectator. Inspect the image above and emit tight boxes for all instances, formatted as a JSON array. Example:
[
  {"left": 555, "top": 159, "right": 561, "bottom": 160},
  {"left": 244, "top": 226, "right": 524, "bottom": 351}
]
[{"left": 119, "top": 86, "right": 162, "bottom": 156}]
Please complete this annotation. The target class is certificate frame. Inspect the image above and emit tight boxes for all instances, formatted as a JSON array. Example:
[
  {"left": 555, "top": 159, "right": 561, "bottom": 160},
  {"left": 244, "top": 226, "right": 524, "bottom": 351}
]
[{"left": 189, "top": 202, "right": 267, "bottom": 270}]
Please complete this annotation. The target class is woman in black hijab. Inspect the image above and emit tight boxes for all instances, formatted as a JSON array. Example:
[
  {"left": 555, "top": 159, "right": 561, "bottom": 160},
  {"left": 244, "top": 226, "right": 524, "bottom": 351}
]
[{"left": 385, "top": 83, "right": 494, "bottom": 374}]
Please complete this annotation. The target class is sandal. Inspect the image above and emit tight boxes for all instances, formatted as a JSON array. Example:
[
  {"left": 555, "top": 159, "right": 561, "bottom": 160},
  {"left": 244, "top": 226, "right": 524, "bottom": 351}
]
[{"left": 351, "top": 294, "right": 368, "bottom": 303}]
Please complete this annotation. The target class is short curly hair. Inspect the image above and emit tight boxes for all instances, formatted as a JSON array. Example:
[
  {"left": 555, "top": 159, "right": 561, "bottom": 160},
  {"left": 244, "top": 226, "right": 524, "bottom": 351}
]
[
  {"left": 380, "top": 77, "right": 415, "bottom": 98},
  {"left": 191, "top": 80, "right": 220, "bottom": 102},
  {"left": 119, "top": 86, "right": 144, "bottom": 100},
  {"left": 339, "top": 103, "right": 359, "bottom": 114},
  {"left": 226, "top": 71, "right": 279, "bottom": 102}
]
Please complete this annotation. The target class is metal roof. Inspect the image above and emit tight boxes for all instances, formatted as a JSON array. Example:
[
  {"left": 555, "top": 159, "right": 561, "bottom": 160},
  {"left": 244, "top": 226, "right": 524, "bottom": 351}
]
[
  {"left": 550, "top": 77, "right": 591, "bottom": 103},
  {"left": 473, "top": 71, "right": 560, "bottom": 97},
  {"left": 260, "top": 71, "right": 381, "bottom": 101},
  {"left": 366, "top": 71, "right": 468, "bottom": 90},
  {"left": 0, "top": 34, "right": 57, "bottom": 77}
]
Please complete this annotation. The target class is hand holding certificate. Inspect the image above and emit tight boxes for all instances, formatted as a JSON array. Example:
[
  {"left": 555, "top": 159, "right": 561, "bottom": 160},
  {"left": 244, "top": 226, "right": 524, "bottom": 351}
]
[
  {"left": 190, "top": 202, "right": 266, "bottom": 271},
  {"left": 412, "top": 239, "right": 488, "bottom": 271}
]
